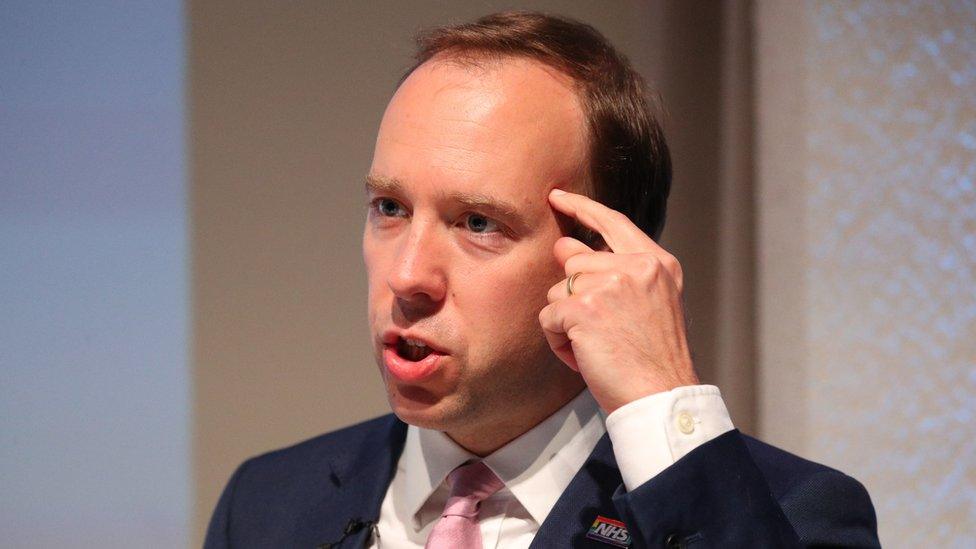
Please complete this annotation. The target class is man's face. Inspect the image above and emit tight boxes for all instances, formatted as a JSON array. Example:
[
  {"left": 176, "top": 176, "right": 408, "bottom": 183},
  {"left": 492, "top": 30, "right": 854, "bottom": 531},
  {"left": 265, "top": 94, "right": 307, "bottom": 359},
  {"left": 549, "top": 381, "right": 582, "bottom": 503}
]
[{"left": 364, "top": 57, "right": 587, "bottom": 444}]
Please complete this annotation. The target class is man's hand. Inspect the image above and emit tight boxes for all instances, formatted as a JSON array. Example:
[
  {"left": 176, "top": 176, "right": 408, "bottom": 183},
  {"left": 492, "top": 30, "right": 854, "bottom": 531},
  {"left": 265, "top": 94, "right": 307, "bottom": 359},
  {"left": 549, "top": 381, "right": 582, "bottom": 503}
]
[{"left": 539, "top": 189, "right": 699, "bottom": 414}]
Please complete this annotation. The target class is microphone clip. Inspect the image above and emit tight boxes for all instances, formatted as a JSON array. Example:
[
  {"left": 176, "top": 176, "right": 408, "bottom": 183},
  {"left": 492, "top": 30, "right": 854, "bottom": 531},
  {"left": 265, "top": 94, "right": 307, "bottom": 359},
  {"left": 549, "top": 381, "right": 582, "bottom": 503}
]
[{"left": 316, "top": 517, "right": 377, "bottom": 548}]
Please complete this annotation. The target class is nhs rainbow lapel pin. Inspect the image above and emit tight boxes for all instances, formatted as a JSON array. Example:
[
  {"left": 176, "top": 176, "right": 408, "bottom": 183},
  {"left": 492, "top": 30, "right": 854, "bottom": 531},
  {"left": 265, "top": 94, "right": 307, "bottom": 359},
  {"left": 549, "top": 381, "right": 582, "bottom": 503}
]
[{"left": 586, "top": 515, "right": 631, "bottom": 547}]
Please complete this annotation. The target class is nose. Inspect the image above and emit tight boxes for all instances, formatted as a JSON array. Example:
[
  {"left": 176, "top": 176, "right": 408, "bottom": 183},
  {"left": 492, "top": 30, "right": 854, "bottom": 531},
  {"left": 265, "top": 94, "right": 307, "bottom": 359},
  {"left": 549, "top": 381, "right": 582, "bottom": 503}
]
[{"left": 387, "top": 220, "right": 447, "bottom": 314}]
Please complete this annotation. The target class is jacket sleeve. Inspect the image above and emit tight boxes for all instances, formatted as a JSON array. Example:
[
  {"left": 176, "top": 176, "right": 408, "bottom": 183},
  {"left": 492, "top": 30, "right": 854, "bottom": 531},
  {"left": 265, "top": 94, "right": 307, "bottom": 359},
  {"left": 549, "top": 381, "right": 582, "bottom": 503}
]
[{"left": 610, "top": 430, "right": 879, "bottom": 548}]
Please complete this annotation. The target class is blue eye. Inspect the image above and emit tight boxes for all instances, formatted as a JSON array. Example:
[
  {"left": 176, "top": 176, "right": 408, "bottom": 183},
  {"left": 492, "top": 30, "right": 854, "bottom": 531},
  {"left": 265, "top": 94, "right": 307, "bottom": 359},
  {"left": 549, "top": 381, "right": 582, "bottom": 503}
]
[
  {"left": 374, "top": 198, "right": 406, "bottom": 217},
  {"left": 464, "top": 213, "right": 499, "bottom": 234}
]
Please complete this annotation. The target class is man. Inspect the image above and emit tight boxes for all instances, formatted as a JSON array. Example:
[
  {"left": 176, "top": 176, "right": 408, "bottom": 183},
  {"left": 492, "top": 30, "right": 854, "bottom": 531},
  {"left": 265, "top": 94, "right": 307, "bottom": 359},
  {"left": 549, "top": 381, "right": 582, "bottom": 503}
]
[{"left": 205, "top": 12, "right": 878, "bottom": 548}]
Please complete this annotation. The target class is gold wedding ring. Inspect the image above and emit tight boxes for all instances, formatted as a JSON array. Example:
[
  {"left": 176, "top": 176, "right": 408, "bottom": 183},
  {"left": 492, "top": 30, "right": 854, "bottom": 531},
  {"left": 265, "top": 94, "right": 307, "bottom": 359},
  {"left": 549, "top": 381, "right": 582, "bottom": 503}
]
[{"left": 567, "top": 272, "right": 583, "bottom": 297}]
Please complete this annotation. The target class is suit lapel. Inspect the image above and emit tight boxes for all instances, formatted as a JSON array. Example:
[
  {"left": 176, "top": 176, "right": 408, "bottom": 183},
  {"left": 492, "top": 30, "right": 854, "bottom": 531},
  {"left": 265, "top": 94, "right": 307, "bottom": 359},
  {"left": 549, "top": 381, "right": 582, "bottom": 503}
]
[
  {"left": 295, "top": 416, "right": 408, "bottom": 548},
  {"left": 530, "top": 433, "right": 628, "bottom": 548}
]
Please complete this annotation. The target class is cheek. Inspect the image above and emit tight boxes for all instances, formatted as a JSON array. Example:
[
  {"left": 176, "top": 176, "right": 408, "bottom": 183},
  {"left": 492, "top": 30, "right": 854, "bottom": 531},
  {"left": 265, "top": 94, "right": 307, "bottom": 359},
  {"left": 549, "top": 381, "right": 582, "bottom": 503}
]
[
  {"left": 363, "top": 247, "right": 392, "bottom": 324},
  {"left": 363, "top": 237, "right": 389, "bottom": 290},
  {"left": 362, "top": 236, "right": 376, "bottom": 283},
  {"left": 456, "top": 252, "right": 561, "bottom": 329}
]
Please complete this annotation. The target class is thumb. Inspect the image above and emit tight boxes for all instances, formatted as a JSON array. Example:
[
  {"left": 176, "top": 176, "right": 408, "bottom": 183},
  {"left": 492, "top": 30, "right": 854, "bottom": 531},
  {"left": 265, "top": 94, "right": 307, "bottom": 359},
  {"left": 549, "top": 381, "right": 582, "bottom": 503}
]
[{"left": 553, "top": 236, "right": 594, "bottom": 269}]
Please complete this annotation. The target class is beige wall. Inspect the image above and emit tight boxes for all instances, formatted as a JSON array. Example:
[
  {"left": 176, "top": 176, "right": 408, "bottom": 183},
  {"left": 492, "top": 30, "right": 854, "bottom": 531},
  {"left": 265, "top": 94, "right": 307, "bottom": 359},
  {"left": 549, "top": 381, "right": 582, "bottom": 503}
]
[
  {"left": 754, "top": 0, "right": 810, "bottom": 456},
  {"left": 755, "top": 1, "right": 976, "bottom": 545},
  {"left": 190, "top": 2, "right": 756, "bottom": 545}
]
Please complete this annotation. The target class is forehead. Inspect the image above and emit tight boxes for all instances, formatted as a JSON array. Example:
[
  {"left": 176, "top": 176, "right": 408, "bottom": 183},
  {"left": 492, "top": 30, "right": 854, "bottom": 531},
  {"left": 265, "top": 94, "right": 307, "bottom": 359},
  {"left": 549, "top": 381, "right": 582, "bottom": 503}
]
[{"left": 369, "top": 56, "right": 588, "bottom": 203}]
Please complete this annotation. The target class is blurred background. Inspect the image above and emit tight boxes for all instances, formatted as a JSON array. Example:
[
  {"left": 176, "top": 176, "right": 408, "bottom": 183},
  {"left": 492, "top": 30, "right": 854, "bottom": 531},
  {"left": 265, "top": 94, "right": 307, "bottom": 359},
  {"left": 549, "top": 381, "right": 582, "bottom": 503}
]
[{"left": 2, "top": 1, "right": 974, "bottom": 547}]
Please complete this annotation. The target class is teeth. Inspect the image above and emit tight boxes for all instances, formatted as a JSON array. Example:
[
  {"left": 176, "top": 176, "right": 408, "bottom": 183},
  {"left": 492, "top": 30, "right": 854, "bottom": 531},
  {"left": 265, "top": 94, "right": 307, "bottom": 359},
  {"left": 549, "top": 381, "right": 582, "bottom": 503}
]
[{"left": 397, "top": 337, "right": 435, "bottom": 362}]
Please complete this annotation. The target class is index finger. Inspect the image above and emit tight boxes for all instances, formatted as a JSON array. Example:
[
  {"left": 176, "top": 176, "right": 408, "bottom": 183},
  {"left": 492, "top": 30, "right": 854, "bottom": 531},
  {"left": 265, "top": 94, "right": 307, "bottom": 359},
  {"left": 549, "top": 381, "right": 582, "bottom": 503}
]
[{"left": 548, "top": 188, "right": 653, "bottom": 254}]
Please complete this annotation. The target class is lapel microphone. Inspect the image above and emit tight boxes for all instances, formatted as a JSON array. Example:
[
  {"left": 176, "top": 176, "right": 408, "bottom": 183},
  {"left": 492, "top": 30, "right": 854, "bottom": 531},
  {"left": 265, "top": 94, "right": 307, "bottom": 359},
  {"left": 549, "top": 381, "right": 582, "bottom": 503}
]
[{"left": 316, "top": 518, "right": 378, "bottom": 548}]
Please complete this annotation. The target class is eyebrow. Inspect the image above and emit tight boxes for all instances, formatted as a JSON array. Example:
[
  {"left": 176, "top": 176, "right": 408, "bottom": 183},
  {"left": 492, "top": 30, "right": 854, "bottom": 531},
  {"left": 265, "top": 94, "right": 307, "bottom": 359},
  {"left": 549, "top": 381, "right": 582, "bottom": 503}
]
[
  {"left": 365, "top": 174, "right": 530, "bottom": 231},
  {"left": 364, "top": 174, "right": 403, "bottom": 196}
]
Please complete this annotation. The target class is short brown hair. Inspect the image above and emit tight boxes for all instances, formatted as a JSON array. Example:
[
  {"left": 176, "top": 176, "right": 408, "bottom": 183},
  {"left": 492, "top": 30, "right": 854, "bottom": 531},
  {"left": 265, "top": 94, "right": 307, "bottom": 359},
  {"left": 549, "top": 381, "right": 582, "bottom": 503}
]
[{"left": 404, "top": 11, "right": 672, "bottom": 241}]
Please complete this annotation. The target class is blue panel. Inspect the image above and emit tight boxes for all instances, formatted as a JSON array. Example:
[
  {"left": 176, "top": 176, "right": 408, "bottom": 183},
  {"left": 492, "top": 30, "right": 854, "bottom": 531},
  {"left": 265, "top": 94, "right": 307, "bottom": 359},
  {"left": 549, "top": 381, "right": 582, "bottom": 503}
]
[{"left": 0, "top": 2, "right": 187, "bottom": 547}]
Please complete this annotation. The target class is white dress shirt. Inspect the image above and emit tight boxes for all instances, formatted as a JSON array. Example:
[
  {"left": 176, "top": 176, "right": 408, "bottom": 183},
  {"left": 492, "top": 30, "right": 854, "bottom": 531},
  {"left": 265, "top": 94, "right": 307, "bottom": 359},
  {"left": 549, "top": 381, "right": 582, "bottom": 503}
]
[{"left": 370, "top": 385, "right": 734, "bottom": 549}]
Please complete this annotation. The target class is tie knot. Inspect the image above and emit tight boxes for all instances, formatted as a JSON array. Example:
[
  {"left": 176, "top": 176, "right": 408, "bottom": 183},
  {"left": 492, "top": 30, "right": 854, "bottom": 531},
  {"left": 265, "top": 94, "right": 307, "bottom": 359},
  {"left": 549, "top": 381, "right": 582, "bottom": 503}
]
[
  {"left": 443, "top": 461, "right": 504, "bottom": 515},
  {"left": 425, "top": 462, "right": 503, "bottom": 549}
]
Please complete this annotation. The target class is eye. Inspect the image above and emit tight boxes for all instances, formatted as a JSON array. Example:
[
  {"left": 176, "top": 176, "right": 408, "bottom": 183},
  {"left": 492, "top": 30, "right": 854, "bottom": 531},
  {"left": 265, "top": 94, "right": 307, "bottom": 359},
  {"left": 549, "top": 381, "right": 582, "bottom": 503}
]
[
  {"left": 371, "top": 197, "right": 407, "bottom": 218},
  {"left": 463, "top": 213, "right": 500, "bottom": 234}
]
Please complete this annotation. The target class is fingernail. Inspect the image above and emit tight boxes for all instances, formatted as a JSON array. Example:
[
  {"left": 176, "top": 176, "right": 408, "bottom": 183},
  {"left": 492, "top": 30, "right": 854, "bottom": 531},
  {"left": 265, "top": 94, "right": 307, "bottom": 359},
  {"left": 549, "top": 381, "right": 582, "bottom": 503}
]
[{"left": 551, "top": 188, "right": 566, "bottom": 196}]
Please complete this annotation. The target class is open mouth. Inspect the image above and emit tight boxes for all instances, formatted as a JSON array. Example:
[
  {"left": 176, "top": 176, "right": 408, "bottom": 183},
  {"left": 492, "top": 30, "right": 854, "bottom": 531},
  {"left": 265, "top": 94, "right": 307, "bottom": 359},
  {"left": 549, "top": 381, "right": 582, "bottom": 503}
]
[
  {"left": 383, "top": 334, "right": 444, "bottom": 383},
  {"left": 381, "top": 330, "right": 450, "bottom": 384},
  {"left": 396, "top": 337, "right": 434, "bottom": 362}
]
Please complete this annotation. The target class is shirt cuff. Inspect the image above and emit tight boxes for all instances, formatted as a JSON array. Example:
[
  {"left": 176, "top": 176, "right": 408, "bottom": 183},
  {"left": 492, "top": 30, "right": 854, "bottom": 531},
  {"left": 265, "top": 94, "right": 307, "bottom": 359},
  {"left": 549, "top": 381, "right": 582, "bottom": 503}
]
[{"left": 605, "top": 385, "right": 735, "bottom": 491}]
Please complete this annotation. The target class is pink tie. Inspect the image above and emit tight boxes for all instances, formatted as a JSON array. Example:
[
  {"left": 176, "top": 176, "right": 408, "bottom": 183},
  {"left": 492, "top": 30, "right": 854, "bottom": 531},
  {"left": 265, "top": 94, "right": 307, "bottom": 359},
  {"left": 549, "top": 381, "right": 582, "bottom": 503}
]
[{"left": 425, "top": 461, "right": 504, "bottom": 549}]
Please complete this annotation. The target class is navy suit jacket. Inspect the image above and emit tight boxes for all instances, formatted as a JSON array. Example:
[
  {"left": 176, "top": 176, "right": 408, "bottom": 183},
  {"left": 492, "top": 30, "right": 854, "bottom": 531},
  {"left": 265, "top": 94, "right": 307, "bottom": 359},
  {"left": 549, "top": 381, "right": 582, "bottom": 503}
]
[{"left": 205, "top": 415, "right": 879, "bottom": 548}]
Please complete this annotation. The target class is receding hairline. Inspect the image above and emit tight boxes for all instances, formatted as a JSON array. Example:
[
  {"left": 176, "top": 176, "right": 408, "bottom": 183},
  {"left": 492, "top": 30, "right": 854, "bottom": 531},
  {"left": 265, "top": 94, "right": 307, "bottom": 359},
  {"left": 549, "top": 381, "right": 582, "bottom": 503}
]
[
  {"left": 402, "top": 51, "right": 594, "bottom": 193},
  {"left": 389, "top": 52, "right": 592, "bottom": 191},
  {"left": 408, "top": 49, "right": 580, "bottom": 88}
]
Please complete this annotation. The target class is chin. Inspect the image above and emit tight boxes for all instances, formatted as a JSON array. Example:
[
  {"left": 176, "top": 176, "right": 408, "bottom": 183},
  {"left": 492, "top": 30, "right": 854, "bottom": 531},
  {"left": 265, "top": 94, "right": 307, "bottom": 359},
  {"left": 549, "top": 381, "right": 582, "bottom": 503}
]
[
  {"left": 389, "top": 404, "right": 460, "bottom": 433},
  {"left": 386, "top": 384, "right": 447, "bottom": 427},
  {"left": 390, "top": 408, "right": 443, "bottom": 430},
  {"left": 385, "top": 383, "right": 475, "bottom": 433}
]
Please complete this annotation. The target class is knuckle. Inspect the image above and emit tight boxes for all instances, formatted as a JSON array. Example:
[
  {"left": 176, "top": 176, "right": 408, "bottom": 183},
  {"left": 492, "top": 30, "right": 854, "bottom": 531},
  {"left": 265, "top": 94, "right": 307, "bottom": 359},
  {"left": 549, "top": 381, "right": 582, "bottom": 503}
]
[
  {"left": 663, "top": 253, "right": 681, "bottom": 274},
  {"left": 638, "top": 254, "right": 662, "bottom": 278},
  {"left": 606, "top": 271, "right": 629, "bottom": 290},
  {"left": 609, "top": 210, "right": 631, "bottom": 226},
  {"left": 662, "top": 254, "right": 684, "bottom": 289},
  {"left": 564, "top": 255, "right": 581, "bottom": 274},
  {"left": 547, "top": 284, "right": 560, "bottom": 303},
  {"left": 538, "top": 304, "right": 552, "bottom": 325}
]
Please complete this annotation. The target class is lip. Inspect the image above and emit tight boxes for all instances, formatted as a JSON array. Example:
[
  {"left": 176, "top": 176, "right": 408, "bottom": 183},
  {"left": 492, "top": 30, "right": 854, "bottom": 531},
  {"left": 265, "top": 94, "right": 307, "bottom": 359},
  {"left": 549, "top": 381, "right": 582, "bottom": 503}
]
[
  {"left": 383, "top": 346, "right": 444, "bottom": 383},
  {"left": 380, "top": 329, "right": 449, "bottom": 354},
  {"left": 379, "top": 329, "right": 450, "bottom": 383}
]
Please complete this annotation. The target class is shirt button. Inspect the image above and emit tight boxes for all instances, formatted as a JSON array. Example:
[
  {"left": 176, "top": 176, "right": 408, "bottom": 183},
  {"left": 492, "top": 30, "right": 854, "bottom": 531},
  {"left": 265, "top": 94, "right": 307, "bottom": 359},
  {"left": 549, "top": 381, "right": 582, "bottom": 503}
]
[{"left": 677, "top": 411, "right": 695, "bottom": 434}]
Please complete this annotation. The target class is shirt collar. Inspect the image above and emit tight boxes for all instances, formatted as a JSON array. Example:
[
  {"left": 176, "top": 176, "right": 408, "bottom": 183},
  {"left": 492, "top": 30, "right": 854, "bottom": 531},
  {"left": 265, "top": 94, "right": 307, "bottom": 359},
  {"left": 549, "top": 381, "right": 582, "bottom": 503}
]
[
  {"left": 402, "top": 423, "right": 477, "bottom": 530},
  {"left": 400, "top": 389, "right": 605, "bottom": 529}
]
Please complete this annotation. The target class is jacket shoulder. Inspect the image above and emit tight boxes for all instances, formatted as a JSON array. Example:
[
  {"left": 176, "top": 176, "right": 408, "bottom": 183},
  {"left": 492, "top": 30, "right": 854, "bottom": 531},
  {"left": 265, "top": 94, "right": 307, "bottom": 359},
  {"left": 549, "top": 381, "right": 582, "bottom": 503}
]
[
  {"left": 204, "top": 414, "right": 406, "bottom": 548},
  {"left": 740, "top": 434, "right": 838, "bottom": 497},
  {"left": 226, "top": 414, "right": 404, "bottom": 507},
  {"left": 242, "top": 413, "right": 402, "bottom": 477},
  {"left": 741, "top": 434, "right": 879, "bottom": 546}
]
